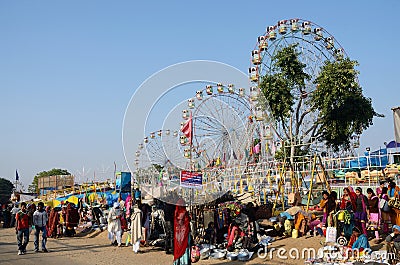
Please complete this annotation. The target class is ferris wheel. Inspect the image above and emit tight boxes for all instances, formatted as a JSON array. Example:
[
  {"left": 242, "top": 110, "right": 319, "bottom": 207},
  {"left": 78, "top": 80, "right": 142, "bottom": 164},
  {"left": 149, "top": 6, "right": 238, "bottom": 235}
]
[
  {"left": 179, "top": 83, "right": 271, "bottom": 169},
  {"left": 249, "top": 18, "right": 359, "bottom": 155},
  {"left": 134, "top": 129, "right": 188, "bottom": 185}
]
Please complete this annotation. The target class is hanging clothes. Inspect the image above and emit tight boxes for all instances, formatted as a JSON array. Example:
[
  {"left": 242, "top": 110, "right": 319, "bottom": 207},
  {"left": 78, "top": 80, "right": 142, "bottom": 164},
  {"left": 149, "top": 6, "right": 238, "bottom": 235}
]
[{"left": 216, "top": 209, "right": 225, "bottom": 229}]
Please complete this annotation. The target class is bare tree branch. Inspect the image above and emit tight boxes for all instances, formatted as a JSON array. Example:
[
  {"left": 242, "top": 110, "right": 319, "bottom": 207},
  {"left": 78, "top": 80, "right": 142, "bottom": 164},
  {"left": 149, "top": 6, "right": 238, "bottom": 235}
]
[
  {"left": 295, "top": 97, "right": 303, "bottom": 135},
  {"left": 298, "top": 109, "right": 311, "bottom": 127},
  {"left": 310, "top": 123, "right": 321, "bottom": 138},
  {"left": 304, "top": 122, "right": 318, "bottom": 137},
  {"left": 280, "top": 116, "right": 291, "bottom": 139}
]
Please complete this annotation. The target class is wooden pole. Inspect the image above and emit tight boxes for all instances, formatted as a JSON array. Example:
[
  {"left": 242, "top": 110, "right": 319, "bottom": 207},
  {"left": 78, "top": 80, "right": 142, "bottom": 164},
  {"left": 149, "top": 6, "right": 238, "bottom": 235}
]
[
  {"left": 306, "top": 154, "right": 317, "bottom": 212},
  {"left": 113, "top": 162, "right": 117, "bottom": 192},
  {"left": 272, "top": 164, "right": 285, "bottom": 215},
  {"left": 318, "top": 155, "right": 331, "bottom": 193}
]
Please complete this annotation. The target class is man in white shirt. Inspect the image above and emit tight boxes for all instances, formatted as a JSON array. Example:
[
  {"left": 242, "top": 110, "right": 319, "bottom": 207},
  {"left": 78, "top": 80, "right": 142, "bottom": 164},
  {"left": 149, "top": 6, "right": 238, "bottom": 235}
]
[
  {"left": 10, "top": 203, "right": 20, "bottom": 227},
  {"left": 33, "top": 202, "right": 48, "bottom": 252}
]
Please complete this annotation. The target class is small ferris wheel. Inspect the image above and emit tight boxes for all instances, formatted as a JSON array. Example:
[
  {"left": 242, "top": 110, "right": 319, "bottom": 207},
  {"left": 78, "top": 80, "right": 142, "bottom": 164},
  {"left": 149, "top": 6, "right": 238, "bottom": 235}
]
[{"left": 134, "top": 129, "right": 187, "bottom": 186}]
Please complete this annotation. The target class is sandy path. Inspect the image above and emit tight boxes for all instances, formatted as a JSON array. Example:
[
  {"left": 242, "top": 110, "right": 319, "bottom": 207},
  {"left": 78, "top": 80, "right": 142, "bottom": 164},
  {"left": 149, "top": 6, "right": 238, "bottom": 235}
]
[{"left": 1, "top": 227, "right": 384, "bottom": 265}]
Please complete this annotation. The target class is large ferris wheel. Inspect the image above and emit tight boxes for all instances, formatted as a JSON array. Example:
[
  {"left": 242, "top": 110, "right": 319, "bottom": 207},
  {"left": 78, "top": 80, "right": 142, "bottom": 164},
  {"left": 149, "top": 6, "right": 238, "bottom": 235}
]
[
  {"left": 179, "top": 83, "right": 273, "bottom": 170},
  {"left": 249, "top": 18, "right": 358, "bottom": 155}
]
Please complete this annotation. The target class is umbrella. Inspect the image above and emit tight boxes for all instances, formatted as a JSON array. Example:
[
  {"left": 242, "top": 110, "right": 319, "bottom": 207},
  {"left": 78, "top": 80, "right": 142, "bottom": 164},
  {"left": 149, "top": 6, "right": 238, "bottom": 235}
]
[
  {"left": 67, "top": 195, "right": 79, "bottom": 205},
  {"left": 47, "top": 200, "right": 61, "bottom": 208}
]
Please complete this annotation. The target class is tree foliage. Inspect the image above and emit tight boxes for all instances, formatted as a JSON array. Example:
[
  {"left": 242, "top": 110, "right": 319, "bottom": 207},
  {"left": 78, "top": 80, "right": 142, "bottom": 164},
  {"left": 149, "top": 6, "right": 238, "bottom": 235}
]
[
  {"left": 260, "top": 44, "right": 311, "bottom": 128},
  {"left": 28, "top": 168, "right": 71, "bottom": 194},
  {"left": 0, "top": 178, "right": 14, "bottom": 205},
  {"left": 311, "top": 58, "right": 382, "bottom": 150},
  {"left": 152, "top": 164, "right": 164, "bottom": 173},
  {"left": 28, "top": 175, "right": 39, "bottom": 194}
]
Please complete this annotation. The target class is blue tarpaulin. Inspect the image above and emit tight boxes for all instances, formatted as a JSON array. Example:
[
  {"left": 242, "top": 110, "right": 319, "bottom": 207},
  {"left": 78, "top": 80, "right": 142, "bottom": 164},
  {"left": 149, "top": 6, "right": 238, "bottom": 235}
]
[
  {"left": 367, "top": 148, "right": 388, "bottom": 167},
  {"left": 347, "top": 148, "right": 388, "bottom": 169},
  {"left": 386, "top": 141, "right": 400, "bottom": 149},
  {"left": 53, "top": 190, "right": 121, "bottom": 207},
  {"left": 347, "top": 157, "right": 368, "bottom": 168}
]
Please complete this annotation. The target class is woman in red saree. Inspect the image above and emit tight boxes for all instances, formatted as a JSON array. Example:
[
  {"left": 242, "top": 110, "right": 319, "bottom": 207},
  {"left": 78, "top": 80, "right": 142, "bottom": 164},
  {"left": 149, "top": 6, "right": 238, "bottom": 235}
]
[
  {"left": 47, "top": 208, "right": 59, "bottom": 238},
  {"left": 174, "top": 199, "right": 191, "bottom": 265},
  {"left": 340, "top": 187, "right": 357, "bottom": 211},
  {"left": 65, "top": 203, "right": 79, "bottom": 237}
]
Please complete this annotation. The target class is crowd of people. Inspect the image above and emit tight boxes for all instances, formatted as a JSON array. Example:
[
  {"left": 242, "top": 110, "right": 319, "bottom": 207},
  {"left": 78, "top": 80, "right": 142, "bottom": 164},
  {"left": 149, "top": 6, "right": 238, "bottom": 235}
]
[
  {"left": 316, "top": 182, "right": 393, "bottom": 241},
  {"left": 2, "top": 199, "right": 82, "bottom": 255},
  {"left": 1, "top": 190, "right": 184, "bottom": 259},
  {"left": 4, "top": 179, "right": 400, "bottom": 263},
  {"left": 300, "top": 179, "right": 400, "bottom": 259},
  {"left": 99, "top": 193, "right": 195, "bottom": 264}
]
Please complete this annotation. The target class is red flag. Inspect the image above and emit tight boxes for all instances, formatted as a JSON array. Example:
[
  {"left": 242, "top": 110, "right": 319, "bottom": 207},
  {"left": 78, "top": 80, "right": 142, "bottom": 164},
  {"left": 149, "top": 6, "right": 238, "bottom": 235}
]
[{"left": 181, "top": 113, "right": 192, "bottom": 145}]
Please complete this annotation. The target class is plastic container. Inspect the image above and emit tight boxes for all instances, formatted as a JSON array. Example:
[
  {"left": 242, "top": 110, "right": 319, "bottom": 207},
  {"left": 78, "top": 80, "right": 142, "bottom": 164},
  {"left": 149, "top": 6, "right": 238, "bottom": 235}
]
[{"left": 292, "top": 229, "right": 298, "bottom": 238}]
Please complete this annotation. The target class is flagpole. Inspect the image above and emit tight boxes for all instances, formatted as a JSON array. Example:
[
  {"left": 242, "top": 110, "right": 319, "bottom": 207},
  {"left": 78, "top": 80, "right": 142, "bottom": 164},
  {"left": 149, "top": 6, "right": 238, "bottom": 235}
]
[
  {"left": 14, "top": 180, "right": 18, "bottom": 193},
  {"left": 189, "top": 111, "right": 193, "bottom": 207},
  {"left": 15, "top": 170, "right": 20, "bottom": 192},
  {"left": 190, "top": 111, "right": 193, "bottom": 172},
  {"left": 392, "top": 106, "right": 400, "bottom": 156},
  {"left": 113, "top": 161, "right": 117, "bottom": 192},
  {"left": 181, "top": 110, "right": 194, "bottom": 206}
]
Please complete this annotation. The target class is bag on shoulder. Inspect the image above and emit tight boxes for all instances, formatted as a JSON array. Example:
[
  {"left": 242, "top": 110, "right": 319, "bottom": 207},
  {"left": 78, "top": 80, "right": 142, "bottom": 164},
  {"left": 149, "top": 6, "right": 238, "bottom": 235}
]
[
  {"left": 383, "top": 202, "right": 391, "bottom": 212},
  {"left": 379, "top": 198, "right": 388, "bottom": 210},
  {"left": 378, "top": 197, "right": 385, "bottom": 208}
]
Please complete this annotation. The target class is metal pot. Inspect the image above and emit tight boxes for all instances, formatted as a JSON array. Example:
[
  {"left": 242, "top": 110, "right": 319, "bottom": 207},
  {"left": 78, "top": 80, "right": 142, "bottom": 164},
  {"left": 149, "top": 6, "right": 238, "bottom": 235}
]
[{"left": 226, "top": 252, "right": 238, "bottom": 261}]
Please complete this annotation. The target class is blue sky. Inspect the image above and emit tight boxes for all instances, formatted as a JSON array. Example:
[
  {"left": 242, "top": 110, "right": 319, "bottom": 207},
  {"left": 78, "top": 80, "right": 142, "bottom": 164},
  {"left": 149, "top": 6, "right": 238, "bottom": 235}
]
[{"left": 1, "top": 1, "right": 399, "bottom": 188}]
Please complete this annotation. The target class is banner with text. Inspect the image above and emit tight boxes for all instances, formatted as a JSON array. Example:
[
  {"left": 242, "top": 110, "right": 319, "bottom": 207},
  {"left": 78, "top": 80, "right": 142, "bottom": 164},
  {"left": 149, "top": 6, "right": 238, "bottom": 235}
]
[
  {"left": 180, "top": 171, "right": 202, "bottom": 189},
  {"left": 394, "top": 107, "right": 400, "bottom": 143}
]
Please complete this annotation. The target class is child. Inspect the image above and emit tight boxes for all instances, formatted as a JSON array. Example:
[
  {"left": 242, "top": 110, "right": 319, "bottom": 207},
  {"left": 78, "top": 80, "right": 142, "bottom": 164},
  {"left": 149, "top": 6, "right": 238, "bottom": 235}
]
[{"left": 204, "top": 222, "right": 216, "bottom": 244}]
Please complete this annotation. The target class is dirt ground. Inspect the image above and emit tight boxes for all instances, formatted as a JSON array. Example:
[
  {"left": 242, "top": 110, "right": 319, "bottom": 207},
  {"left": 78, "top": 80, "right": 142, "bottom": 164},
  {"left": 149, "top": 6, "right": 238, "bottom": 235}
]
[{"left": 0, "top": 227, "right": 386, "bottom": 265}]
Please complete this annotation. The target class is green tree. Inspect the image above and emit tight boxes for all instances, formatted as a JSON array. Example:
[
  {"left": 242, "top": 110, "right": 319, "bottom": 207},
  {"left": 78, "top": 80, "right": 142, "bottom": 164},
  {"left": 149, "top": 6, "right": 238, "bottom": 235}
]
[
  {"left": 260, "top": 44, "right": 311, "bottom": 163},
  {"left": 152, "top": 164, "right": 164, "bottom": 173},
  {"left": 259, "top": 44, "right": 381, "bottom": 160},
  {"left": 28, "top": 168, "right": 71, "bottom": 194},
  {"left": 27, "top": 175, "right": 39, "bottom": 194},
  {"left": 311, "top": 58, "right": 383, "bottom": 150},
  {"left": 0, "top": 178, "right": 14, "bottom": 205}
]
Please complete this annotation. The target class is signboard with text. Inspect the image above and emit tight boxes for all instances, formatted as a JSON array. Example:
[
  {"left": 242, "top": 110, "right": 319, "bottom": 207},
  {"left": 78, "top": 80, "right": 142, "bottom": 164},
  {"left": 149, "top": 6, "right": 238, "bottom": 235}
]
[{"left": 180, "top": 171, "right": 202, "bottom": 189}]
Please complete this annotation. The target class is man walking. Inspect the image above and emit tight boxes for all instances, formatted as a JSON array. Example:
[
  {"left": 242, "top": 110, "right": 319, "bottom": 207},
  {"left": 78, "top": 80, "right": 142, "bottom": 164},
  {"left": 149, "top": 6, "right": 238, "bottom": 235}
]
[
  {"left": 33, "top": 202, "right": 49, "bottom": 252},
  {"left": 15, "top": 202, "right": 29, "bottom": 255},
  {"left": 107, "top": 202, "right": 122, "bottom": 246}
]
